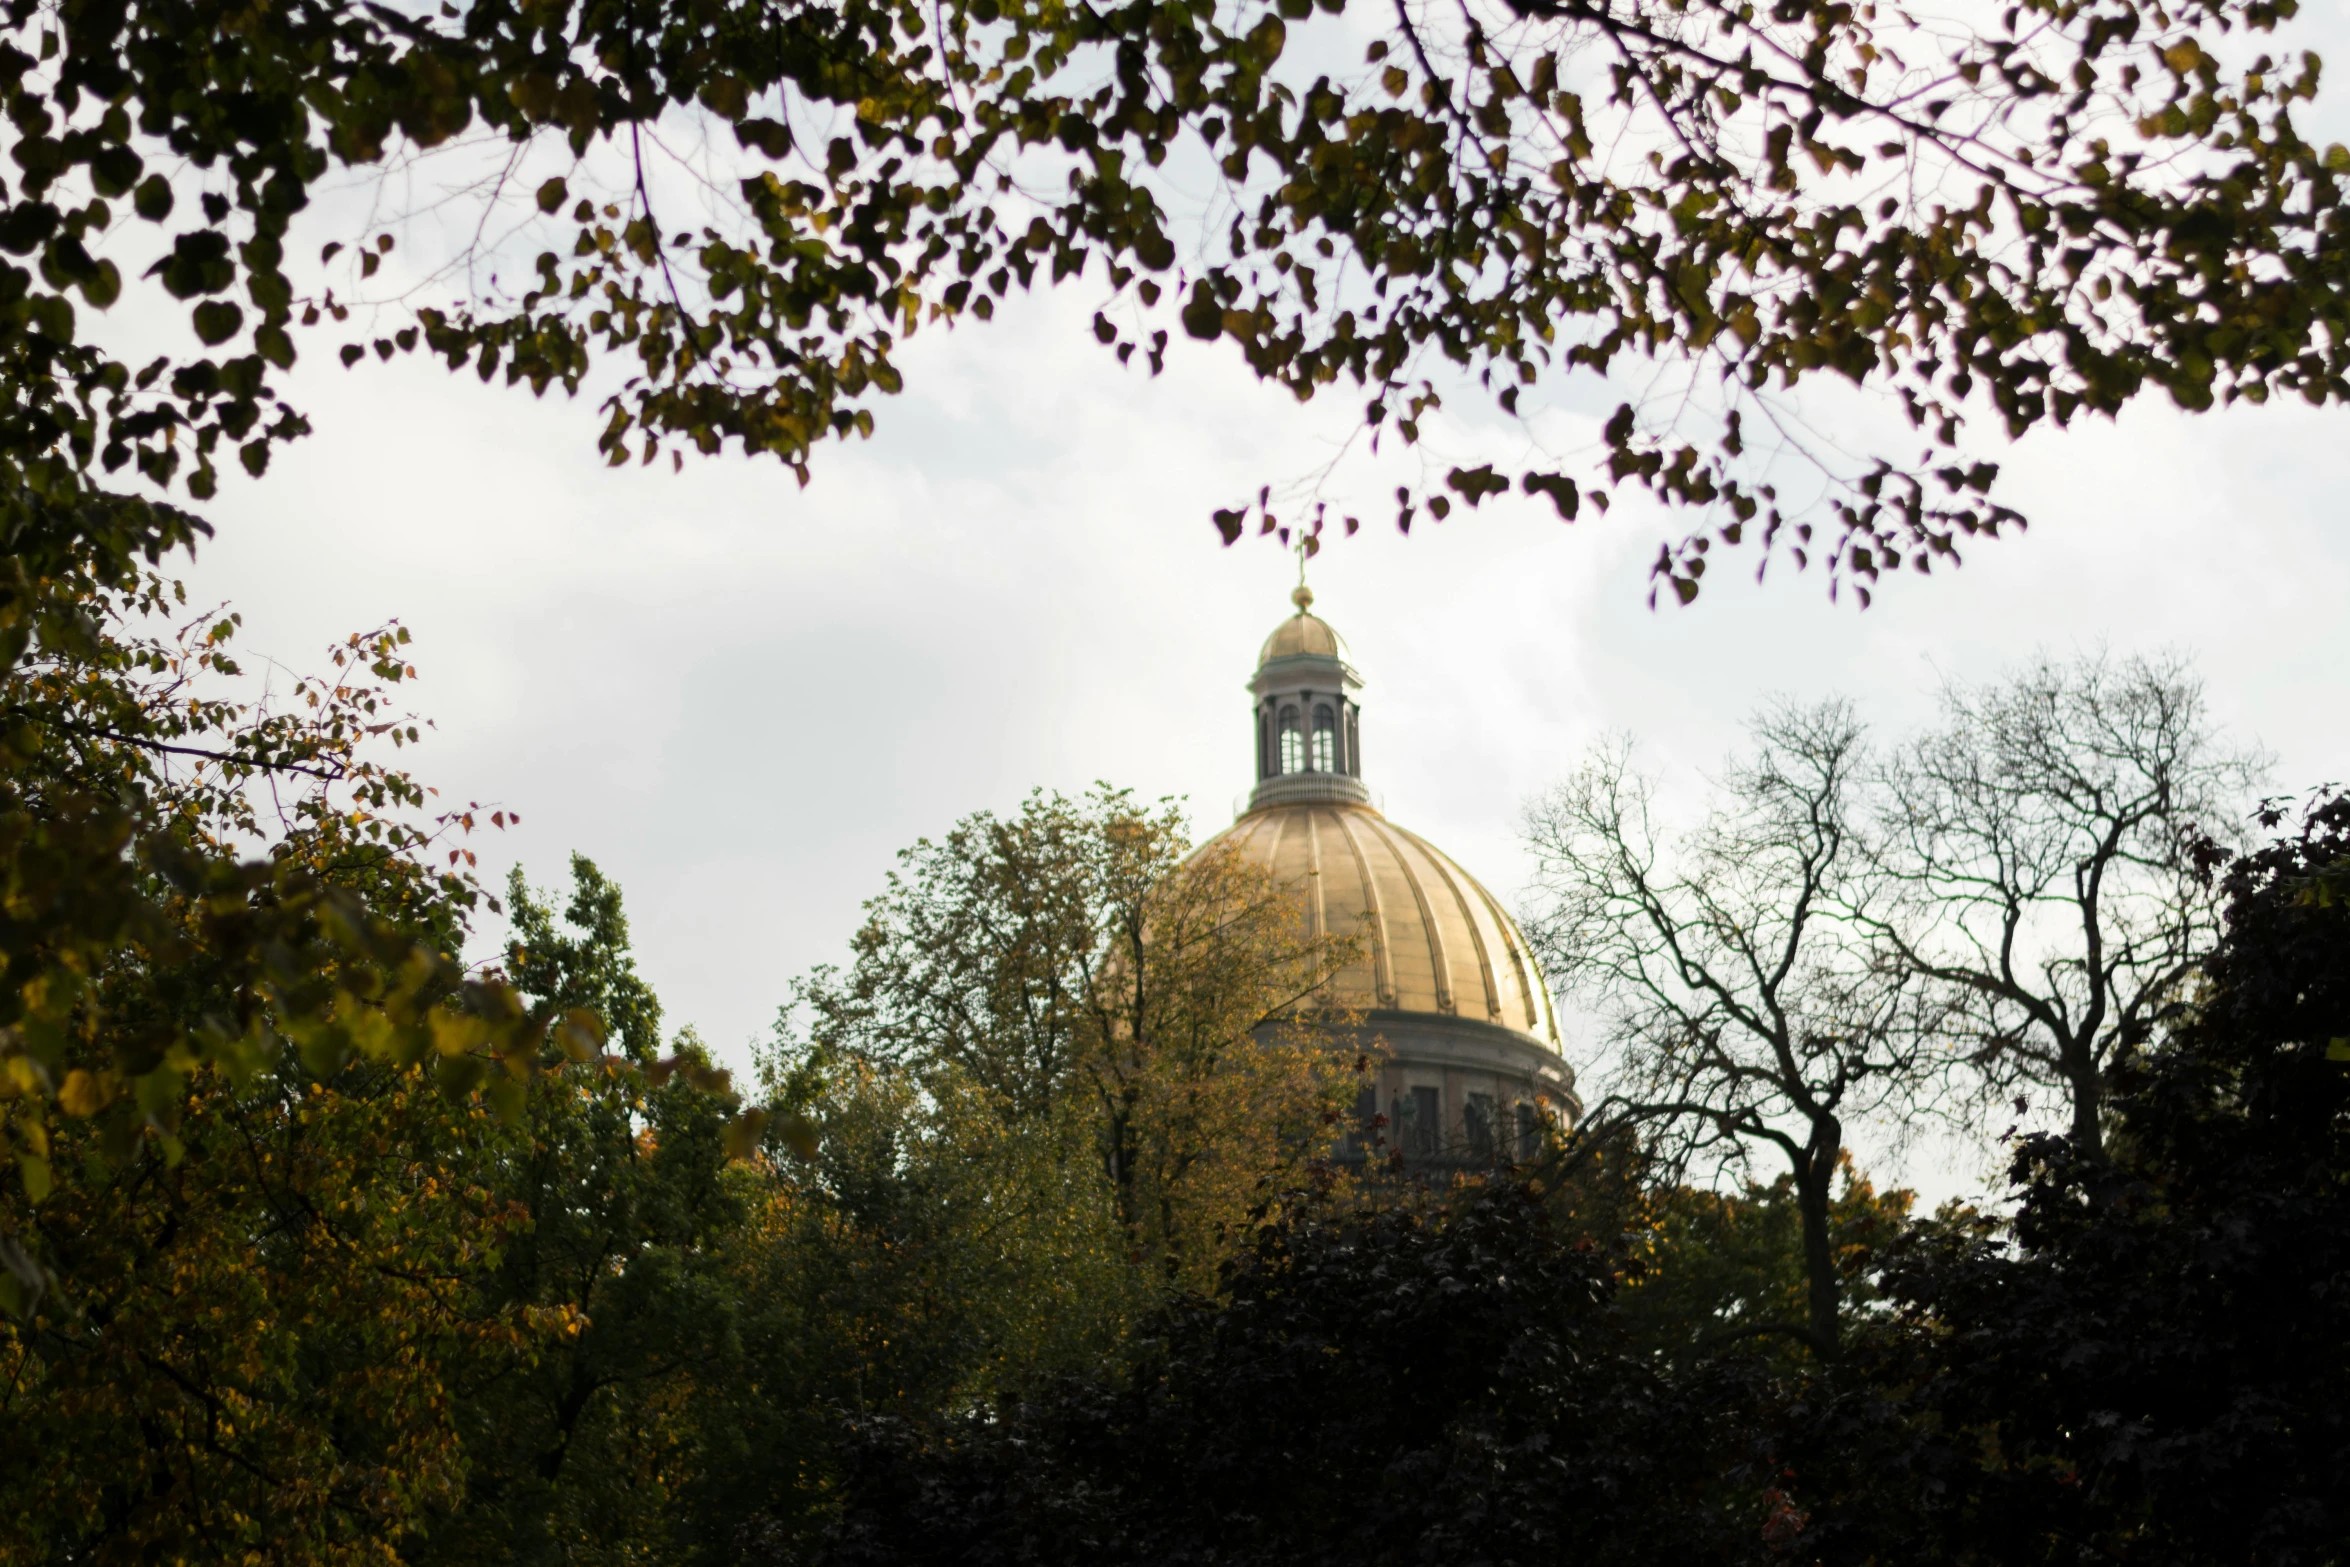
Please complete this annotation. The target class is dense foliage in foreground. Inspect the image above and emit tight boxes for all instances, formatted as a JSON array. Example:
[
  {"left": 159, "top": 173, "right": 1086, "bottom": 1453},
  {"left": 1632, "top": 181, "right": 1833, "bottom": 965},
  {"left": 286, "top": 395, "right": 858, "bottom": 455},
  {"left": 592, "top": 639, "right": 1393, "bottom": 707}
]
[
  {"left": 0, "top": 700, "right": 1372, "bottom": 1564},
  {"left": 1848, "top": 791, "right": 2350, "bottom": 1565},
  {"left": 812, "top": 1171, "right": 1764, "bottom": 1567},
  {"left": 812, "top": 794, "right": 2350, "bottom": 1567},
  {"left": 3, "top": 598, "right": 2342, "bottom": 1567}
]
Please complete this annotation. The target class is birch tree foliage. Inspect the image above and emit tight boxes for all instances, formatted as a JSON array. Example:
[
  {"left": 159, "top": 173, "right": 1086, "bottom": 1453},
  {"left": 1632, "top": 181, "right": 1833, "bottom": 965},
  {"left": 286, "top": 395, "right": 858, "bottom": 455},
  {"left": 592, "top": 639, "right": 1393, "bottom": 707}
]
[{"left": 0, "top": 586, "right": 567, "bottom": 1301}]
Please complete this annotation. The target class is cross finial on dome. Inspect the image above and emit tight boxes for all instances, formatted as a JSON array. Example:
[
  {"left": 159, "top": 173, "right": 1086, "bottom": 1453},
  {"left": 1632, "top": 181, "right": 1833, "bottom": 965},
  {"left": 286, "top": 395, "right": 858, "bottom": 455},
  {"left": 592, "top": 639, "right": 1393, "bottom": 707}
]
[{"left": 1292, "top": 537, "right": 1314, "bottom": 613}]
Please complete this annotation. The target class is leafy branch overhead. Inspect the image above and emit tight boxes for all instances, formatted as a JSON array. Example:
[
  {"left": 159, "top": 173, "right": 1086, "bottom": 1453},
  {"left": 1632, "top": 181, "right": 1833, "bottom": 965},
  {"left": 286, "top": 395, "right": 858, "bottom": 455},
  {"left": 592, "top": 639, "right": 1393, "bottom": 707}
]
[{"left": 0, "top": 0, "right": 2341, "bottom": 604}]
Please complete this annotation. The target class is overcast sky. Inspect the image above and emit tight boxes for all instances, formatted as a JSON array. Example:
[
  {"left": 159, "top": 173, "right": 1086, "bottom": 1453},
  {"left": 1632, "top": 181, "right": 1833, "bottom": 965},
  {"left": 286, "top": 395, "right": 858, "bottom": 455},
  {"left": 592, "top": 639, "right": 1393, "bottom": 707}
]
[{"left": 151, "top": 95, "right": 2350, "bottom": 1201}]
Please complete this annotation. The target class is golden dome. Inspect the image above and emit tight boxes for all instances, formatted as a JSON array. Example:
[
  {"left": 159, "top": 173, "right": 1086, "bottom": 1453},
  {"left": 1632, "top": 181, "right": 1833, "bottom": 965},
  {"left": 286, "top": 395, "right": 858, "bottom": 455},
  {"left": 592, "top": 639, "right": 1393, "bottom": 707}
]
[
  {"left": 1259, "top": 585, "right": 1349, "bottom": 665},
  {"left": 1201, "top": 800, "right": 1560, "bottom": 1046}
]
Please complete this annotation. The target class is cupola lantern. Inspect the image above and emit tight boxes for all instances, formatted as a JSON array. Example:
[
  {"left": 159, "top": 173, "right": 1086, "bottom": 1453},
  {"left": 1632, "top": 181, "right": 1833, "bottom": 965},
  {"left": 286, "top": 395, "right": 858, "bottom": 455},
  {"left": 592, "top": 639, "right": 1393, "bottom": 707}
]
[{"left": 1248, "top": 584, "right": 1370, "bottom": 811}]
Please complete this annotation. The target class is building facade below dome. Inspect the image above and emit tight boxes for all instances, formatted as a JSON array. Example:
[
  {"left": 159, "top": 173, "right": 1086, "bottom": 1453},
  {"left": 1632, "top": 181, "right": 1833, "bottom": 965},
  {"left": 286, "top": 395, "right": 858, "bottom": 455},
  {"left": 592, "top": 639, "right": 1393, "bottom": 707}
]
[{"left": 1199, "top": 585, "right": 1578, "bottom": 1167}]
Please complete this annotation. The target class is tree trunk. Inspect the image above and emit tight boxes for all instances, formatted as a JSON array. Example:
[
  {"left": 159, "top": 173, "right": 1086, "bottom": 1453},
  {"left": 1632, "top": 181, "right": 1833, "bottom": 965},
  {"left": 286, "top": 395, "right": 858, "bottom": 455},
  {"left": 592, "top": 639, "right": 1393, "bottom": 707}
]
[
  {"left": 538, "top": 1361, "right": 601, "bottom": 1480},
  {"left": 2064, "top": 1037, "right": 2105, "bottom": 1159},
  {"left": 2070, "top": 1081, "right": 2104, "bottom": 1158},
  {"left": 1794, "top": 1122, "right": 1843, "bottom": 1361},
  {"left": 1104, "top": 1087, "right": 1141, "bottom": 1243}
]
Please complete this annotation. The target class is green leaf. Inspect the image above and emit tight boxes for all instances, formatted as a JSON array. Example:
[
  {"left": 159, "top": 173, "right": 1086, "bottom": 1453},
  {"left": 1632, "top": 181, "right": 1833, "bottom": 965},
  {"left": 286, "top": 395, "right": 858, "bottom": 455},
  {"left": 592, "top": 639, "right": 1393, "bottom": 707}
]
[
  {"left": 1181, "top": 280, "right": 1222, "bottom": 340},
  {"left": 437, "top": 1053, "right": 487, "bottom": 1099},
  {"left": 484, "top": 1072, "right": 527, "bottom": 1123},
  {"left": 735, "top": 119, "right": 792, "bottom": 159},
  {"left": 131, "top": 173, "right": 173, "bottom": 221},
  {"left": 79, "top": 259, "right": 120, "bottom": 309},
  {"left": 89, "top": 144, "right": 142, "bottom": 197},
  {"left": 297, "top": 1025, "right": 350, "bottom": 1080},
  {"left": 554, "top": 1008, "right": 605, "bottom": 1062},
  {"left": 1522, "top": 471, "right": 1580, "bottom": 520},
  {"left": 135, "top": 1064, "right": 186, "bottom": 1115},
  {"left": 191, "top": 299, "right": 242, "bottom": 345},
  {"left": 1446, "top": 464, "right": 1510, "bottom": 506}
]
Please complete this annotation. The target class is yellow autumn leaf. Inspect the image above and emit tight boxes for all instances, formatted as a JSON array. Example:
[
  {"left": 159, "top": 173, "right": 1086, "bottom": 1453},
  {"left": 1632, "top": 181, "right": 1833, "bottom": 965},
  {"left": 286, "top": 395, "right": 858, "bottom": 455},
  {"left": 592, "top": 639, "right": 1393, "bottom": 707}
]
[
  {"left": 58, "top": 1068, "right": 108, "bottom": 1117},
  {"left": 430, "top": 1007, "right": 488, "bottom": 1058}
]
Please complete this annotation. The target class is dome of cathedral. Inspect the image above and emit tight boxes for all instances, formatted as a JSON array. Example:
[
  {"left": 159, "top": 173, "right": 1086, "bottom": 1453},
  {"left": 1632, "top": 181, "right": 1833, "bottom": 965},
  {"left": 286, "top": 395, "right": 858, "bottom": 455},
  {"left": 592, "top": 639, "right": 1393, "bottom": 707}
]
[
  {"left": 1259, "top": 585, "right": 1349, "bottom": 663},
  {"left": 1197, "top": 803, "right": 1559, "bottom": 1044},
  {"left": 1210, "top": 583, "right": 1575, "bottom": 1162}
]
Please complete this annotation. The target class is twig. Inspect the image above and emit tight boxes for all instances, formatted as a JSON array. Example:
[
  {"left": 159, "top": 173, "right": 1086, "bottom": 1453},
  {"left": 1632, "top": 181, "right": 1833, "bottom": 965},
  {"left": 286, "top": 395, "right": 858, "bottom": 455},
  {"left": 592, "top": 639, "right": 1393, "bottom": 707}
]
[{"left": 37, "top": 717, "right": 344, "bottom": 782}]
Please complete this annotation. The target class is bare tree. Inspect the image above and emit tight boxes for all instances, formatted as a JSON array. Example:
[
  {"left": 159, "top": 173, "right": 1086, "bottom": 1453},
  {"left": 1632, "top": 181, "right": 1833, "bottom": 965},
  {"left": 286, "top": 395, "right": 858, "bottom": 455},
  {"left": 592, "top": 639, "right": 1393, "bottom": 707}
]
[
  {"left": 1858, "top": 653, "right": 2266, "bottom": 1157},
  {"left": 1522, "top": 704, "right": 1942, "bottom": 1361}
]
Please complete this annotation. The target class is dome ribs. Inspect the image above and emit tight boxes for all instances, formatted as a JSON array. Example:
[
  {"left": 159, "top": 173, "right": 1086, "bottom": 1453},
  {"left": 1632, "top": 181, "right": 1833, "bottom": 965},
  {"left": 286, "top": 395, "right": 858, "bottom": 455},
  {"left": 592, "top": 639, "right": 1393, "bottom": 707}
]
[
  {"left": 1248, "top": 809, "right": 1289, "bottom": 901},
  {"left": 1259, "top": 808, "right": 1297, "bottom": 906},
  {"left": 1301, "top": 808, "right": 1328, "bottom": 945},
  {"left": 1367, "top": 816, "right": 1456, "bottom": 1017},
  {"left": 1328, "top": 807, "right": 1398, "bottom": 1008},
  {"left": 1391, "top": 823, "right": 1506, "bottom": 1027},
  {"left": 1465, "top": 869, "right": 1550, "bottom": 1040}
]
